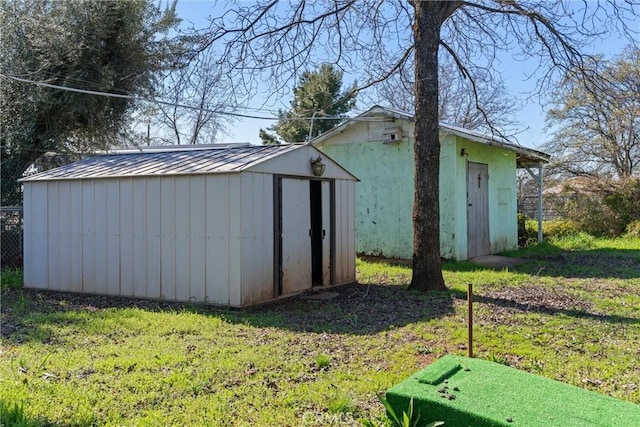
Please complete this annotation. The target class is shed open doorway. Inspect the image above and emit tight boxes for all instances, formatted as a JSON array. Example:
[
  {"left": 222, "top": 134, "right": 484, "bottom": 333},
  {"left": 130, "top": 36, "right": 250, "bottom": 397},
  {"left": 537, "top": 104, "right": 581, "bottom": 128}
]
[
  {"left": 275, "top": 177, "right": 333, "bottom": 297},
  {"left": 310, "top": 180, "right": 331, "bottom": 287}
]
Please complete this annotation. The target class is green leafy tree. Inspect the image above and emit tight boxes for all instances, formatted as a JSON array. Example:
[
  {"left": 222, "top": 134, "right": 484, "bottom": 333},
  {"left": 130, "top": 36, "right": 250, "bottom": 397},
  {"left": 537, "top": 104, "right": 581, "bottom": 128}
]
[
  {"left": 0, "top": 0, "right": 180, "bottom": 204},
  {"left": 544, "top": 45, "right": 640, "bottom": 179},
  {"left": 259, "top": 64, "right": 356, "bottom": 144}
]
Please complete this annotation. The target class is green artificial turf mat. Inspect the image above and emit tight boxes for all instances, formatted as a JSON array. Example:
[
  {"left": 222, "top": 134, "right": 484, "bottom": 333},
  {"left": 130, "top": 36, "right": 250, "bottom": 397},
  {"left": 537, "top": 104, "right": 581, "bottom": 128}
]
[
  {"left": 416, "top": 359, "right": 462, "bottom": 385},
  {"left": 386, "top": 355, "right": 640, "bottom": 427}
]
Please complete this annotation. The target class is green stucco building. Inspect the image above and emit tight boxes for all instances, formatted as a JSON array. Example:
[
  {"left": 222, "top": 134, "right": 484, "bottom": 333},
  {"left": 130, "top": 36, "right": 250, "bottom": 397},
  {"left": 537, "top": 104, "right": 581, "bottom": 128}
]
[{"left": 312, "top": 106, "right": 549, "bottom": 260}]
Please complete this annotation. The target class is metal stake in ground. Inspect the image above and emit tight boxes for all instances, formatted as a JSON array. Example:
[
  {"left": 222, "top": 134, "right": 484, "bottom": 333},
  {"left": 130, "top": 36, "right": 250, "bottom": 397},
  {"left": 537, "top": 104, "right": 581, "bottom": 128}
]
[{"left": 468, "top": 283, "right": 473, "bottom": 358}]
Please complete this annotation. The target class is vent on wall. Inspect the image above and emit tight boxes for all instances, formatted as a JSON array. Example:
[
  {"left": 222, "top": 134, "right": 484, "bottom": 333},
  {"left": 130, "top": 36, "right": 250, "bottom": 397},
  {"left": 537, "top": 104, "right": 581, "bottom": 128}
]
[{"left": 382, "top": 127, "right": 403, "bottom": 144}]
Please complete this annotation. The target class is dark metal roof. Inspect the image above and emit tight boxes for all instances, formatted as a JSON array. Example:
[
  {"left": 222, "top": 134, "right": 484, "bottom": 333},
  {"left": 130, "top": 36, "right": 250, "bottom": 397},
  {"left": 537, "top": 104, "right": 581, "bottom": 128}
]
[{"left": 21, "top": 144, "right": 301, "bottom": 182}]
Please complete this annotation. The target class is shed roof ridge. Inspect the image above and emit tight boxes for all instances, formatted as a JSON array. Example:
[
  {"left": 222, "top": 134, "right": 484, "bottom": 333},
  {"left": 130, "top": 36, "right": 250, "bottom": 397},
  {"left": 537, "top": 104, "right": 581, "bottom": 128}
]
[
  {"left": 19, "top": 143, "right": 308, "bottom": 182},
  {"left": 309, "top": 105, "right": 550, "bottom": 165}
]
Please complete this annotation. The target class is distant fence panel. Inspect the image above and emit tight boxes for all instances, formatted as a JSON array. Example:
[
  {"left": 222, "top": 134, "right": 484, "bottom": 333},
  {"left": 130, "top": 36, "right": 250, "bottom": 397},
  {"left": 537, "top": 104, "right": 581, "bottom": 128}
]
[
  {"left": 1, "top": 207, "right": 23, "bottom": 268},
  {"left": 518, "top": 195, "right": 561, "bottom": 221}
]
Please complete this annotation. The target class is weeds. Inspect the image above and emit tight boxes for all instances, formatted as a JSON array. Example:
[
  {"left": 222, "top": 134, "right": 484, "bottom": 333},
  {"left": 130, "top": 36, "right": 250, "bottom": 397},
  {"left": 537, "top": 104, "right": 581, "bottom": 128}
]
[
  {"left": 488, "top": 354, "right": 510, "bottom": 366},
  {"left": 0, "top": 236, "right": 638, "bottom": 425},
  {"left": 1, "top": 268, "right": 23, "bottom": 290},
  {"left": 316, "top": 354, "right": 331, "bottom": 369},
  {"left": 0, "top": 400, "right": 39, "bottom": 427},
  {"left": 361, "top": 395, "right": 444, "bottom": 427}
]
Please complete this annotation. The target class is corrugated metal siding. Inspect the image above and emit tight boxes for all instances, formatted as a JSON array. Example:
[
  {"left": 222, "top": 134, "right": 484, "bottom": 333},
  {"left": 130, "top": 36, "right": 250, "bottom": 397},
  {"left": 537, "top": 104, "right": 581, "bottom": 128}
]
[
  {"left": 280, "top": 178, "right": 313, "bottom": 295},
  {"left": 248, "top": 144, "right": 358, "bottom": 181},
  {"left": 204, "top": 174, "right": 232, "bottom": 305},
  {"left": 23, "top": 174, "right": 247, "bottom": 305},
  {"left": 333, "top": 180, "right": 357, "bottom": 284},
  {"left": 22, "top": 184, "right": 33, "bottom": 288},
  {"left": 106, "top": 181, "right": 120, "bottom": 295},
  {"left": 22, "top": 154, "right": 356, "bottom": 306},
  {"left": 30, "top": 183, "right": 48, "bottom": 288},
  {"left": 46, "top": 181, "right": 59, "bottom": 290},
  {"left": 240, "top": 172, "right": 275, "bottom": 306},
  {"left": 21, "top": 145, "right": 300, "bottom": 181},
  {"left": 68, "top": 181, "right": 83, "bottom": 291}
]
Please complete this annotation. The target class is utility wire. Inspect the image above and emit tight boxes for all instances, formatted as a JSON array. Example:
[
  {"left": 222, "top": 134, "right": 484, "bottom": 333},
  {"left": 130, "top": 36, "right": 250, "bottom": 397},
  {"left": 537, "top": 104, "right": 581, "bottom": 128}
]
[
  {"left": 1, "top": 73, "right": 275, "bottom": 120},
  {"left": 1, "top": 73, "right": 392, "bottom": 123}
]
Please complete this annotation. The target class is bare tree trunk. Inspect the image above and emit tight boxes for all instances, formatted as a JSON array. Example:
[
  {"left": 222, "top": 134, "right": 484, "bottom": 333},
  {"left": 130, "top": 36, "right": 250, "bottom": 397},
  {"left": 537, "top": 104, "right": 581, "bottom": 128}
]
[{"left": 409, "top": 1, "right": 451, "bottom": 291}]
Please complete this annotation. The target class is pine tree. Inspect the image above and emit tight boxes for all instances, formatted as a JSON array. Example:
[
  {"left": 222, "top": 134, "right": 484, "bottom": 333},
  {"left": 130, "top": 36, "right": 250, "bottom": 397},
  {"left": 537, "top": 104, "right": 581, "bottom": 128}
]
[{"left": 260, "top": 64, "right": 356, "bottom": 144}]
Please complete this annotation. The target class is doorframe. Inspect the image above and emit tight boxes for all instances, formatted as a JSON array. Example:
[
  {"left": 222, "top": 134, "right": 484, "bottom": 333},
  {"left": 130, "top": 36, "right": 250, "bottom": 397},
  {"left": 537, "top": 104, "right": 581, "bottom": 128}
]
[
  {"left": 273, "top": 175, "right": 282, "bottom": 296},
  {"left": 273, "top": 175, "right": 335, "bottom": 297},
  {"left": 310, "top": 180, "right": 323, "bottom": 287},
  {"left": 466, "top": 162, "right": 490, "bottom": 259}
]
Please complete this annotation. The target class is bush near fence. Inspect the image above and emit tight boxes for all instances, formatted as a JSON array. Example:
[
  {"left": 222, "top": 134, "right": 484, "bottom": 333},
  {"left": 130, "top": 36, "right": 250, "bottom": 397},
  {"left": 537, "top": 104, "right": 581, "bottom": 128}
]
[
  {"left": 1, "top": 207, "right": 23, "bottom": 268},
  {"left": 545, "top": 177, "right": 640, "bottom": 237}
]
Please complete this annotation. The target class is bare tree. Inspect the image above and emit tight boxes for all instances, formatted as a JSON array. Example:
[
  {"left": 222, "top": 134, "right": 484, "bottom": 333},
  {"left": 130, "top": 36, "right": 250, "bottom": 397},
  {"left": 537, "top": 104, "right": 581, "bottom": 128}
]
[
  {"left": 376, "top": 55, "right": 520, "bottom": 135},
  {"left": 544, "top": 45, "right": 640, "bottom": 178},
  {"left": 148, "top": 53, "right": 238, "bottom": 145},
  {"left": 196, "top": 0, "right": 638, "bottom": 291}
]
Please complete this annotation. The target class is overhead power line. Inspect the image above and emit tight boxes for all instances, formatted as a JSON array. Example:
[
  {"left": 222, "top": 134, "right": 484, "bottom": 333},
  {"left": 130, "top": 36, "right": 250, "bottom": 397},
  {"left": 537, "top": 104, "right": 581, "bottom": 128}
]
[
  {"left": 0, "top": 73, "right": 275, "bottom": 120},
  {"left": 1, "top": 73, "right": 392, "bottom": 124}
]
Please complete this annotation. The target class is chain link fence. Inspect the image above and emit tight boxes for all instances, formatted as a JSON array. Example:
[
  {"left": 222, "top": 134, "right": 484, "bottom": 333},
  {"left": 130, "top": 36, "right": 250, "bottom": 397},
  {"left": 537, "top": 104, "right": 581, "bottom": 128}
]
[
  {"left": 1, "top": 152, "right": 26, "bottom": 268},
  {"left": 2, "top": 150, "right": 83, "bottom": 269},
  {"left": 1, "top": 207, "right": 23, "bottom": 268},
  {"left": 518, "top": 195, "right": 561, "bottom": 221}
]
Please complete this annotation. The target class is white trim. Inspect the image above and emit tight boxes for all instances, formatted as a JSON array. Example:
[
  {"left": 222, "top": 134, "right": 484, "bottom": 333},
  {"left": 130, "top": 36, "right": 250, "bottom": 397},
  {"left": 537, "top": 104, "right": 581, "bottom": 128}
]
[{"left": 310, "top": 105, "right": 550, "bottom": 165}]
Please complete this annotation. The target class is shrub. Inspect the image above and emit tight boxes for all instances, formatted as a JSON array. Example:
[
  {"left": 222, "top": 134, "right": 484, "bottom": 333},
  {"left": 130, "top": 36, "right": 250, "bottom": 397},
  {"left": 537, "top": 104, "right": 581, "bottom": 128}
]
[
  {"left": 542, "top": 220, "right": 579, "bottom": 239},
  {"left": 517, "top": 214, "right": 538, "bottom": 247},
  {"left": 625, "top": 220, "right": 640, "bottom": 237},
  {"left": 548, "top": 177, "right": 640, "bottom": 237},
  {"left": 1, "top": 268, "right": 23, "bottom": 290}
]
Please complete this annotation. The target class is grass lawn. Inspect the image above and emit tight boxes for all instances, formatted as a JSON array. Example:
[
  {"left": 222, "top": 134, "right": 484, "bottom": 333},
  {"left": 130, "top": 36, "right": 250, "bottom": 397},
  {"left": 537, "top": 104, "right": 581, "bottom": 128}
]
[{"left": 1, "top": 235, "right": 639, "bottom": 426}]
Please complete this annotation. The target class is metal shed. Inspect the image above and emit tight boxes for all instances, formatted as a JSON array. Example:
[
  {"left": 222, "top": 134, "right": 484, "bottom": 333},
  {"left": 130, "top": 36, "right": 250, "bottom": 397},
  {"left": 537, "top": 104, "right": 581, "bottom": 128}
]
[{"left": 21, "top": 144, "right": 357, "bottom": 307}]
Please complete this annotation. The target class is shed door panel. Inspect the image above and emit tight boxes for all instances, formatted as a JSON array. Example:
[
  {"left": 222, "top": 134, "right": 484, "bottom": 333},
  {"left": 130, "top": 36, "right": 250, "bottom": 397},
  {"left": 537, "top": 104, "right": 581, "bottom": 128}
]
[
  {"left": 467, "top": 162, "right": 490, "bottom": 258},
  {"left": 321, "top": 180, "right": 331, "bottom": 285},
  {"left": 281, "top": 178, "right": 312, "bottom": 294}
]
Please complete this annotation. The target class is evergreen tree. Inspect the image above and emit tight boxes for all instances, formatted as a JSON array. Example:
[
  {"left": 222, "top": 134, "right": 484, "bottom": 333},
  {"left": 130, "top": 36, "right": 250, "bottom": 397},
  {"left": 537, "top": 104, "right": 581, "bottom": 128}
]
[{"left": 260, "top": 64, "right": 356, "bottom": 144}]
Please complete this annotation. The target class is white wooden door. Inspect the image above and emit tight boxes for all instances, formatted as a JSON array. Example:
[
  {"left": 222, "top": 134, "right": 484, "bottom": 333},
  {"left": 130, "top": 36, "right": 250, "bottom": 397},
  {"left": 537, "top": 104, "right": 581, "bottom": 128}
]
[
  {"left": 467, "top": 162, "right": 490, "bottom": 258},
  {"left": 321, "top": 180, "right": 332, "bottom": 285},
  {"left": 281, "top": 178, "right": 312, "bottom": 294}
]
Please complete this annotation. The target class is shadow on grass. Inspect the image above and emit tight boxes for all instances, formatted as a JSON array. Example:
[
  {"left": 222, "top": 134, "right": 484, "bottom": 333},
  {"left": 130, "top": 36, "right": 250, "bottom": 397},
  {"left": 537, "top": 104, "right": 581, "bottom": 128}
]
[
  {"left": 1, "top": 282, "right": 456, "bottom": 342},
  {"left": 445, "top": 245, "right": 640, "bottom": 280},
  {"left": 4, "top": 243, "right": 637, "bottom": 342},
  {"left": 448, "top": 288, "right": 639, "bottom": 325},
  {"left": 236, "top": 283, "right": 456, "bottom": 334}
]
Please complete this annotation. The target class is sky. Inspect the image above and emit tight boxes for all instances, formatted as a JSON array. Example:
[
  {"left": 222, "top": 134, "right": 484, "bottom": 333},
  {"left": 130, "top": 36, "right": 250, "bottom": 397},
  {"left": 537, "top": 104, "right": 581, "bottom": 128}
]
[{"left": 173, "top": 1, "right": 634, "bottom": 150}]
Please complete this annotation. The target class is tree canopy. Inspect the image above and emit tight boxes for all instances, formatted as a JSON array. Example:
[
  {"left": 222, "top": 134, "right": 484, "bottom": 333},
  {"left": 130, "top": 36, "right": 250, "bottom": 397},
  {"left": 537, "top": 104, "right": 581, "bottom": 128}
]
[
  {"left": 544, "top": 45, "right": 640, "bottom": 178},
  {"left": 145, "top": 52, "right": 238, "bottom": 146},
  {"left": 259, "top": 63, "right": 356, "bottom": 144},
  {"left": 376, "top": 56, "right": 519, "bottom": 135},
  {"left": 194, "top": 0, "right": 638, "bottom": 291},
  {"left": 0, "top": 0, "right": 180, "bottom": 204}
]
